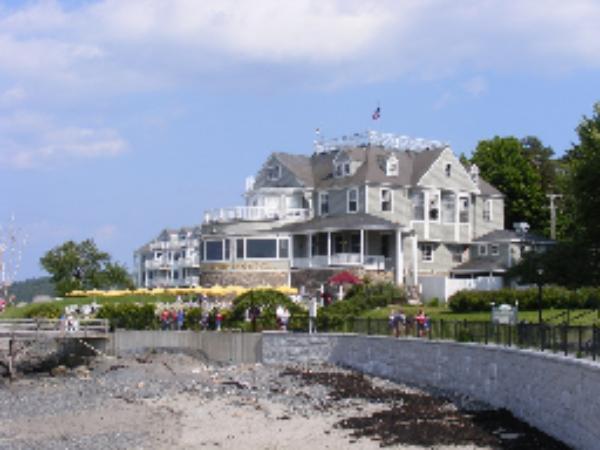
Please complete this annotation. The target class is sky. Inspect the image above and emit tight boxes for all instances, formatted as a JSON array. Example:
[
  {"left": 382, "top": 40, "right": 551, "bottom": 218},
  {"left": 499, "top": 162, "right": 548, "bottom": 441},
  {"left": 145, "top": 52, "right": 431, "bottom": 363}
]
[{"left": 2, "top": 0, "right": 600, "bottom": 281}]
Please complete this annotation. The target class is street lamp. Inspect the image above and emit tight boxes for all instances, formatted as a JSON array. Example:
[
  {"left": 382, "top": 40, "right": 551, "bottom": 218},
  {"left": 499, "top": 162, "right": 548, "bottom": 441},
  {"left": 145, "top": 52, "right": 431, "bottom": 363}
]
[{"left": 536, "top": 268, "right": 544, "bottom": 324}]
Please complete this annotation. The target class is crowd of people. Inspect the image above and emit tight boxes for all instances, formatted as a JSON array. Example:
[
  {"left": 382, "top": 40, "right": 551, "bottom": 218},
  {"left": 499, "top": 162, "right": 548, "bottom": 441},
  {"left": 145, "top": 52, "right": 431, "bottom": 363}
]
[{"left": 389, "top": 308, "right": 431, "bottom": 337}]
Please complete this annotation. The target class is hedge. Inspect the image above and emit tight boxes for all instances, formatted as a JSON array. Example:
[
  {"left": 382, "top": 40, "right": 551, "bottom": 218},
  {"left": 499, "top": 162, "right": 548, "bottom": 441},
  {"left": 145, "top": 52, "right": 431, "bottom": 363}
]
[
  {"left": 96, "top": 303, "right": 157, "bottom": 330},
  {"left": 448, "top": 286, "right": 600, "bottom": 312}
]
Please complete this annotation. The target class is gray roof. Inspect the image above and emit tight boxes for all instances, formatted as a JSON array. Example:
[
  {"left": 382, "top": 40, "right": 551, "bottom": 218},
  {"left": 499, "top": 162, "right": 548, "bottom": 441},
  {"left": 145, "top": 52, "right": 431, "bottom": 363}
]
[
  {"left": 450, "top": 258, "right": 507, "bottom": 274},
  {"left": 478, "top": 178, "right": 503, "bottom": 196},
  {"left": 274, "top": 153, "right": 314, "bottom": 187},
  {"left": 274, "top": 213, "right": 401, "bottom": 233},
  {"left": 474, "top": 230, "right": 552, "bottom": 243},
  {"left": 269, "top": 145, "right": 500, "bottom": 193}
]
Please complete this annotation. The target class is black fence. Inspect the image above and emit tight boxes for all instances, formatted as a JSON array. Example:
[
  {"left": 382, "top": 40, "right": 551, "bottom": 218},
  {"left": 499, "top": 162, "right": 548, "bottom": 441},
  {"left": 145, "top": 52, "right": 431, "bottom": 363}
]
[{"left": 259, "top": 316, "right": 600, "bottom": 361}]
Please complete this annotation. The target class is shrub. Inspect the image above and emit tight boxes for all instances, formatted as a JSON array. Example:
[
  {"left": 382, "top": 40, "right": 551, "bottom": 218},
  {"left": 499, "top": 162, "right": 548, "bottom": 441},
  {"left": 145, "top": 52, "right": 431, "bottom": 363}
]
[
  {"left": 23, "top": 303, "right": 62, "bottom": 319},
  {"left": 448, "top": 286, "right": 600, "bottom": 312},
  {"left": 96, "top": 303, "right": 157, "bottom": 330},
  {"left": 230, "top": 289, "right": 303, "bottom": 330}
]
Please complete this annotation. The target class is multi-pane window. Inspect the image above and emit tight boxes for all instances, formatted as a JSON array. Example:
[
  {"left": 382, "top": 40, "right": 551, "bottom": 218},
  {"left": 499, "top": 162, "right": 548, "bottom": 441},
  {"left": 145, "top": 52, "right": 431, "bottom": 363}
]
[
  {"left": 381, "top": 188, "right": 392, "bottom": 212},
  {"left": 386, "top": 156, "right": 399, "bottom": 176},
  {"left": 459, "top": 196, "right": 470, "bottom": 223},
  {"left": 483, "top": 199, "right": 492, "bottom": 222},
  {"left": 429, "top": 192, "right": 440, "bottom": 221},
  {"left": 421, "top": 243, "right": 434, "bottom": 262},
  {"left": 236, "top": 239, "right": 244, "bottom": 259},
  {"left": 278, "top": 239, "right": 289, "bottom": 259},
  {"left": 334, "top": 161, "right": 351, "bottom": 177},
  {"left": 478, "top": 244, "right": 488, "bottom": 256},
  {"left": 246, "top": 239, "right": 277, "bottom": 258},
  {"left": 205, "top": 241, "right": 224, "bottom": 261},
  {"left": 267, "top": 165, "right": 281, "bottom": 181},
  {"left": 452, "top": 246, "right": 464, "bottom": 263},
  {"left": 411, "top": 190, "right": 424, "bottom": 220},
  {"left": 347, "top": 188, "right": 358, "bottom": 213},
  {"left": 319, "top": 192, "right": 329, "bottom": 215},
  {"left": 441, "top": 192, "right": 455, "bottom": 223},
  {"left": 490, "top": 244, "right": 499, "bottom": 256}
]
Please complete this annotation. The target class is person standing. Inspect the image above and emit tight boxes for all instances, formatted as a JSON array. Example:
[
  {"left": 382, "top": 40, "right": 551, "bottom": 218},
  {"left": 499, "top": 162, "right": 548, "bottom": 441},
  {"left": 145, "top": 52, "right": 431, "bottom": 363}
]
[
  {"left": 309, "top": 297, "right": 318, "bottom": 334},
  {"left": 177, "top": 309, "right": 185, "bottom": 331},
  {"left": 215, "top": 311, "right": 223, "bottom": 331}
]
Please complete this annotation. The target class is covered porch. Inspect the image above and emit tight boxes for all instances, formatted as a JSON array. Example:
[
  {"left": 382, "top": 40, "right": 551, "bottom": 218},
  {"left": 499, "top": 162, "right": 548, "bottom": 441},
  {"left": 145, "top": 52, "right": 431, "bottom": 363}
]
[{"left": 276, "top": 213, "right": 416, "bottom": 285}]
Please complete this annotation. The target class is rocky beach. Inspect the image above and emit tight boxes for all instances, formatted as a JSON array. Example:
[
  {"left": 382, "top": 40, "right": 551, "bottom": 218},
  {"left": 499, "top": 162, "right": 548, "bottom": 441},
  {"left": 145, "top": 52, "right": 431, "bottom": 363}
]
[{"left": 0, "top": 351, "right": 568, "bottom": 449}]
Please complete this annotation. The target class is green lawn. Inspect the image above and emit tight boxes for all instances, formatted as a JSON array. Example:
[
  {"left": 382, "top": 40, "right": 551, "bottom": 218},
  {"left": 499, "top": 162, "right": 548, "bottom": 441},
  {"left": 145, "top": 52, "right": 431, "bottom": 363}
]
[
  {"left": 0, "top": 294, "right": 180, "bottom": 319},
  {"left": 360, "top": 304, "right": 600, "bottom": 325}
]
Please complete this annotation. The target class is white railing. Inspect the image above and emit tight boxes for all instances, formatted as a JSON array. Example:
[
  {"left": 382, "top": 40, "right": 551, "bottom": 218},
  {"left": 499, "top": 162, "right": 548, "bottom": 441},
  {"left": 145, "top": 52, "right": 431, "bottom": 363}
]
[
  {"left": 145, "top": 256, "right": 200, "bottom": 270},
  {"left": 292, "top": 254, "right": 387, "bottom": 271},
  {"left": 149, "top": 240, "right": 199, "bottom": 251},
  {"left": 145, "top": 259, "right": 171, "bottom": 270},
  {"left": 204, "top": 206, "right": 310, "bottom": 223}
]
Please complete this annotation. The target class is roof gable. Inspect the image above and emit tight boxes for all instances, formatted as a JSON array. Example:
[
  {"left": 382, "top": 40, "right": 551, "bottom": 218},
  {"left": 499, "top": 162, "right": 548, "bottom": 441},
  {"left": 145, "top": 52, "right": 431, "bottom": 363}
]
[{"left": 416, "top": 148, "right": 479, "bottom": 192}]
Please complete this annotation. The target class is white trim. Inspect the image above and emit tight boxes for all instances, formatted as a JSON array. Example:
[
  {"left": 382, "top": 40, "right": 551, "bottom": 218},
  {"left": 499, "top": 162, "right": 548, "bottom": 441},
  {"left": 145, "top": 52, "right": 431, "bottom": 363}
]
[
  {"left": 483, "top": 198, "right": 493, "bottom": 222},
  {"left": 365, "top": 185, "right": 369, "bottom": 213},
  {"left": 490, "top": 243, "right": 499, "bottom": 256},
  {"left": 380, "top": 187, "right": 393, "bottom": 212},
  {"left": 319, "top": 191, "right": 329, "bottom": 215},
  {"left": 478, "top": 244, "right": 488, "bottom": 256},
  {"left": 415, "top": 148, "right": 480, "bottom": 193},
  {"left": 421, "top": 243, "right": 434, "bottom": 263},
  {"left": 347, "top": 187, "right": 359, "bottom": 214}
]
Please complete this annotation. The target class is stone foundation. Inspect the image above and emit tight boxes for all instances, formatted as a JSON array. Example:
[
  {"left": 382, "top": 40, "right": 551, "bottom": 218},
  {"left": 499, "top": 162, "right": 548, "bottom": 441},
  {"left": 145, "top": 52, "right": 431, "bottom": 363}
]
[{"left": 200, "top": 271, "right": 288, "bottom": 287}]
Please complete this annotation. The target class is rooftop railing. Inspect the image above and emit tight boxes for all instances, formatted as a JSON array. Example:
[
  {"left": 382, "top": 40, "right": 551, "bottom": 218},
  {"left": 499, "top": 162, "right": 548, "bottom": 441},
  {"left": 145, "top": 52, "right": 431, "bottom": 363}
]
[{"left": 203, "top": 206, "right": 310, "bottom": 224}]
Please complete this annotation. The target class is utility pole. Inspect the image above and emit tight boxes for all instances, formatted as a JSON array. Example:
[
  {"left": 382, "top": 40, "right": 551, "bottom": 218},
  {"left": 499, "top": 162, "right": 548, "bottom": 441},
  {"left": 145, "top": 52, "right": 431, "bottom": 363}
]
[{"left": 546, "top": 194, "right": 562, "bottom": 240}]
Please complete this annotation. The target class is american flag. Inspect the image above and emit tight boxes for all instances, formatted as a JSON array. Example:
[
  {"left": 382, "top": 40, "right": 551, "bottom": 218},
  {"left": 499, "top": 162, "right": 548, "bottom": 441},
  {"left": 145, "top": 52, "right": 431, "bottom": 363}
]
[{"left": 372, "top": 106, "right": 381, "bottom": 120}]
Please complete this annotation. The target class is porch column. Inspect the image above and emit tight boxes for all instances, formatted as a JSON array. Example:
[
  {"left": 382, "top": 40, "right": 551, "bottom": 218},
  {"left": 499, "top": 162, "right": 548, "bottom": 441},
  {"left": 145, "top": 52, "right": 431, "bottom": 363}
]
[
  {"left": 308, "top": 233, "right": 313, "bottom": 268},
  {"left": 411, "top": 233, "right": 418, "bottom": 285},
  {"left": 289, "top": 235, "right": 294, "bottom": 265},
  {"left": 327, "top": 231, "right": 332, "bottom": 266},
  {"left": 395, "top": 229, "right": 403, "bottom": 285},
  {"left": 360, "top": 229, "right": 365, "bottom": 265}
]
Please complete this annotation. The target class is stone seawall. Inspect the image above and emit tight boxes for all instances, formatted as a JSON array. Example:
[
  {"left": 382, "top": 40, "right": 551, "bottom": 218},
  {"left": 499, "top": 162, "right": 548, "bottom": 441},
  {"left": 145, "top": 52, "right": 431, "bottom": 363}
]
[
  {"left": 113, "top": 330, "right": 262, "bottom": 364},
  {"left": 262, "top": 333, "right": 600, "bottom": 450}
]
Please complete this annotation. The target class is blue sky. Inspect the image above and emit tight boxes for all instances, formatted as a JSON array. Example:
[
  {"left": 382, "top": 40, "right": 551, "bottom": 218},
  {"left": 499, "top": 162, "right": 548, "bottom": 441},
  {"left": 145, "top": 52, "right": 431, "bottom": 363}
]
[{"left": 2, "top": 0, "right": 600, "bottom": 281}]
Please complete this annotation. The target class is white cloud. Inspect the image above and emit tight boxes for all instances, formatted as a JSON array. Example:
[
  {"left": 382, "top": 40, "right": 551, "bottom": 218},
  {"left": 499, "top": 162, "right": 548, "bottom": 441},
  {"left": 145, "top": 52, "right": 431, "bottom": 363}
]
[
  {"left": 2, "top": 1, "right": 600, "bottom": 92},
  {"left": 0, "top": 111, "right": 127, "bottom": 169},
  {"left": 463, "top": 76, "right": 488, "bottom": 97},
  {"left": 0, "top": 86, "right": 26, "bottom": 107}
]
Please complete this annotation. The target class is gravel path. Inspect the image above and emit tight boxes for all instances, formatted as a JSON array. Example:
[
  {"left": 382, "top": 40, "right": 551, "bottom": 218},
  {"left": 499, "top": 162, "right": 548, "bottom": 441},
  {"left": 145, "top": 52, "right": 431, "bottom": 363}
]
[{"left": 0, "top": 351, "right": 569, "bottom": 449}]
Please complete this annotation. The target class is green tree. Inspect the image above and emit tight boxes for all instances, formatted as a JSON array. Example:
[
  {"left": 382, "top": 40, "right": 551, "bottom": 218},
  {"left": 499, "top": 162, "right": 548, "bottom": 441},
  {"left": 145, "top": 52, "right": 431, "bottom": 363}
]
[
  {"left": 40, "top": 239, "right": 133, "bottom": 296},
  {"left": 471, "top": 136, "right": 547, "bottom": 232},
  {"left": 564, "top": 102, "right": 600, "bottom": 246}
]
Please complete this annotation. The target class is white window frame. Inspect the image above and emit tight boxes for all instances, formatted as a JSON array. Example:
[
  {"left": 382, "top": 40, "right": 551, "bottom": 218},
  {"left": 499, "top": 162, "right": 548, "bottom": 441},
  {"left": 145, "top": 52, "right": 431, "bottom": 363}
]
[
  {"left": 483, "top": 199, "right": 493, "bottom": 222},
  {"left": 429, "top": 191, "right": 441, "bottom": 223},
  {"left": 266, "top": 164, "right": 281, "bottom": 181},
  {"left": 452, "top": 246, "right": 463, "bottom": 263},
  {"left": 445, "top": 163, "right": 452, "bottom": 177},
  {"left": 319, "top": 191, "right": 329, "bottom": 215},
  {"left": 421, "top": 243, "right": 434, "bottom": 262},
  {"left": 478, "top": 244, "right": 488, "bottom": 256},
  {"left": 380, "top": 188, "right": 393, "bottom": 212},
  {"left": 347, "top": 187, "right": 359, "bottom": 213},
  {"left": 490, "top": 244, "right": 499, "bottom": 256},
  {"left": 386, "top": 156, "right": 399, "bottom": 176}
]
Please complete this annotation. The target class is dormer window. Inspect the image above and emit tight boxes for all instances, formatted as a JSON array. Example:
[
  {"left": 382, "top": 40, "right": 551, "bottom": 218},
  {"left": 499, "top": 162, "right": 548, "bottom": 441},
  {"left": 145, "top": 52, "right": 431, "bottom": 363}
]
[
  {"left": 267, "top": 164, "right": 281, "bottom": 181},
  {"left": 386, "top": 155, "right": 399, "bottom": 176},
  {"left": 334, "top": 161, "right": 351, "bottom": 177},
  {"left": 445, "top": 163, "right": 452, "bottom": 177}
]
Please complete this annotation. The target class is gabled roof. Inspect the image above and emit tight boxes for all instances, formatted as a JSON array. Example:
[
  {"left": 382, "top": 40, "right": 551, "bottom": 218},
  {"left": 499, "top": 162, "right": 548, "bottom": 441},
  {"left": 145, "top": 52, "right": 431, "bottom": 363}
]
[
  {"left": 265, "top": 145, "right": 500, "bottom": 194},
  {"left": 273, "top": 153, "right": 314, "bottom": 187}
]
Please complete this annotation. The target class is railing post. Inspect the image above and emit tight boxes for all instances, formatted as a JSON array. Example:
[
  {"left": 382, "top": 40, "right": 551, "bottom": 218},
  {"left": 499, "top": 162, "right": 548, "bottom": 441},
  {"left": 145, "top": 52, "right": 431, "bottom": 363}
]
[
  {"left": 484, "top": 322, "right": 488, "bottom": 345},
  {"left": 440, "top": 319, "right": 444, "bottom": 340},
  {"left": 563, "top": 324, "right": 568, "bottom": 356},
  {"left": 593, "top": 325, "right": 597, "bottom": 361},
  {"left": 578, "top": 326, "right": 583, "bottom": 356}
]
